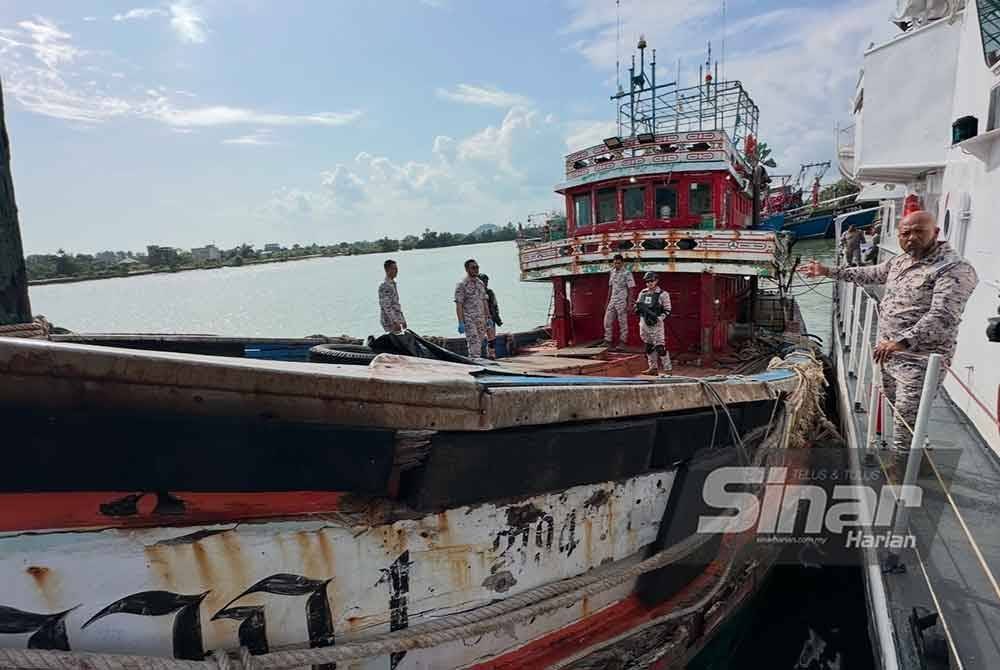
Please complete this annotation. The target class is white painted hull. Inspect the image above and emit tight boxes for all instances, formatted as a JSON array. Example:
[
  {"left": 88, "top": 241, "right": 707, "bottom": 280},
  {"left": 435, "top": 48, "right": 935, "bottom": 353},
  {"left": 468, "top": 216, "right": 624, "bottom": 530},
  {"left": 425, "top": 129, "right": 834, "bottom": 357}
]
[{"left": 0, "top": 472, "right": 674, "bottom": 669}]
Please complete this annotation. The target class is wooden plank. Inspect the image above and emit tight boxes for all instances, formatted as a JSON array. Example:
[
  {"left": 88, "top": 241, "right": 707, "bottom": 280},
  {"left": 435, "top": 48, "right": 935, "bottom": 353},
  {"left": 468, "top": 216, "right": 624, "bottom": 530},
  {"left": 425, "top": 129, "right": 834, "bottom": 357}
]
[
  {"left": 2, "top": 405, "right": 396, "bottom": 494},
  {"left": 499, "top": 355, "right": 610, "bottom": 374},
  {"left": 520, "top": 345, "right": 609, "bottom": 358},
  {"left": 0, "top": 338, "right": 805, "bottom": 431},
  {"left": 405, "top": 418, "right": 660, "bottom": 511},
  {"left": 0, "top": 491, "right": 350, "bottom": 532}
]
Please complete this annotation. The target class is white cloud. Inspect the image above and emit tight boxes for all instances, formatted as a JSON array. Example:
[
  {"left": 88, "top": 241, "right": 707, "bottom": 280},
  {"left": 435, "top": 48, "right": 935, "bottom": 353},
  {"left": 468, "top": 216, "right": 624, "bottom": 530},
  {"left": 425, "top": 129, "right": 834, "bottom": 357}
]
[
  {"left": 457, "top": 106, "right": 538, "bottom": 175},
  {"left": 564, "top": 120, "right": 617, "bottom": 151},
  {"left": 111, "top": 4, "right": 206, "bottom": 44},
  {"left": 560, "top": 0, "right": 894, "bottom": 174},
  {"left": 222, "top": 129, "right": 275, "bottom": 145},
  {"left": 561, "top": 0, "right": 718, "bottom": 70},
  {"left": 113, "top": 8, "right": 168, "bottom": 22},
  {"left": 0, "top": 17, "right": 363, "bottom": 130},
  {"left": 15, "top": 17, "right": 80, "bottom": 69},
  {"left": 83, "top": 16, "right": 98, "bottom": 22},
  {"left": 146, "top": 103, "right": 363, "bottom": 128},
  {"left": 169, "top": 2, "right": 207, "bottom": 44},
  {"left": 436, "top": 84, "right": 532, "bottom": 108},
  {"left": 259, "top": 105, "right": 567, "bottom": 238}
]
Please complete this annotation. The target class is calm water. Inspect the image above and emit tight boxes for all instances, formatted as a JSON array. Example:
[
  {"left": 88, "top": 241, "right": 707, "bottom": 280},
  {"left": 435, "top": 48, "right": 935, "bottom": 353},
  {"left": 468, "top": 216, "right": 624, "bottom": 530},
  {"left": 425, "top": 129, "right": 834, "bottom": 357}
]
[
  {"left": 31, "top": 239, "right": 837, "bottom": 343},
  {"left": 30, "top": 242, "right": 551, "bottom": 337}
]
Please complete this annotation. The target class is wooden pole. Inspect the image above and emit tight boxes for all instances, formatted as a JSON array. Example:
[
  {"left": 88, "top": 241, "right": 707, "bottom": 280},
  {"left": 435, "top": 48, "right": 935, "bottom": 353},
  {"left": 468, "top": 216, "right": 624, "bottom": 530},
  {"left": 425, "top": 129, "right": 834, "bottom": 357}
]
[{"left": 0, "top": 79, "right": 32, "bottom": 325}]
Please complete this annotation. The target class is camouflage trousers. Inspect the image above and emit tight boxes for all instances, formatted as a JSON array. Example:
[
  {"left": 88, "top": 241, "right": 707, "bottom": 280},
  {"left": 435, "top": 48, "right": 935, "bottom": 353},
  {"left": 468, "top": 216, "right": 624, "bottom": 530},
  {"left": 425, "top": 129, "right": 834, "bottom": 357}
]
[
  {"left": 881, "top": 357, "right": 942, "bottom": 452},
  {"left": 845, "top": 245, "right": 862, "bottom": 266},
  {"left": 463, "top": 318, "right": 487, "bottom": 358},
  {"left": 603, "top": 297, "right": 629, "bottom": 343},
  {"left": 639, "top": 318, "right": 671, "bottom": 371}
]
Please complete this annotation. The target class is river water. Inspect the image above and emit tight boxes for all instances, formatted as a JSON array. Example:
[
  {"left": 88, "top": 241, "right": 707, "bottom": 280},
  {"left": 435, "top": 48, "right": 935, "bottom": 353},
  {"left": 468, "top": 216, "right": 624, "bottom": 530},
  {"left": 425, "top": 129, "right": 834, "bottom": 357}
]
[{"left": 30, "top": 239, "right": 837, "bottom": 345}]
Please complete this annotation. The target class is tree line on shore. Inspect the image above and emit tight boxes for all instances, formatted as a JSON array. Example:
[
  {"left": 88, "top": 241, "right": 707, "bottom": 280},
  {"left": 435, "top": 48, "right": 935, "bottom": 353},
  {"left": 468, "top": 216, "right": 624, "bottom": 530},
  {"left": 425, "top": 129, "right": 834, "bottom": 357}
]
[{"left": 25, "top": 219, "right": 559, "bottom": 282}]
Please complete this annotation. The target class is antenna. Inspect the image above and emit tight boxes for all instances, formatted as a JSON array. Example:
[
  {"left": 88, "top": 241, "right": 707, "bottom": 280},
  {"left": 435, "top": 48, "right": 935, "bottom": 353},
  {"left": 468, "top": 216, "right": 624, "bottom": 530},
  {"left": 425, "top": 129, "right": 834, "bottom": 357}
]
[
  {"left": 616, "top": 0, "right": 622, "bottom": 95},
  {"left": 722, "top": 0, "right": 727, "bottom": 81}
]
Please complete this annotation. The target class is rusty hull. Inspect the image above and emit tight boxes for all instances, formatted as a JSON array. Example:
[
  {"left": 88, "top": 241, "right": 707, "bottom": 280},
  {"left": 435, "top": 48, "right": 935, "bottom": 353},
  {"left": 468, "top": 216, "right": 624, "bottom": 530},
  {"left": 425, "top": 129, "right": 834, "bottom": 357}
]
[{"left": 0, "top": 338, "right": 803, "bottom": 431}]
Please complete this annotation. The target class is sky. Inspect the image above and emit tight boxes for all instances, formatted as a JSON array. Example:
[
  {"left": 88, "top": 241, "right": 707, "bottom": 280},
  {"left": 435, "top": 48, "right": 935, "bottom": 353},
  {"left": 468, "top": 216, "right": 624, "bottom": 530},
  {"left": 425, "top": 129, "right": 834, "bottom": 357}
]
[{"left": 0, "top": 0, "right": 897, "bottom": 255}]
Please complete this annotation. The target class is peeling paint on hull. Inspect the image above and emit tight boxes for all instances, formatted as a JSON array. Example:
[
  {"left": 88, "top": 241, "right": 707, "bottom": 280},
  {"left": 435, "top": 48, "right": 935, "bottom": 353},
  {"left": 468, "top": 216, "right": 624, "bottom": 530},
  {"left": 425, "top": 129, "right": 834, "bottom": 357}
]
[{"left": 0, "top": 472, "right": 675, "bottom": 668}]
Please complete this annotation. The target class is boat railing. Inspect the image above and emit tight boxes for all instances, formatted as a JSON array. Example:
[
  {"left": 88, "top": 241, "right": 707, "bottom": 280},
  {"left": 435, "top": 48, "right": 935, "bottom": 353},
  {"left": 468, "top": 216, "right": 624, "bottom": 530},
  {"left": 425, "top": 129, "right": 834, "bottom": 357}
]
[
  {"left": 832, "top": 270, "right": 1000, "bottom": 665},
  {"left": 834, "top": 281, "right": 1000, "bottom": 665},
  {"left": 517, "top": 228, "right": 787, "bottom": 280},
  {"left": 563, "top": 129, "right": 745, "bottom": 181},
  {"left": 779, "top": 193, "right": 858, "bottom": 219}
]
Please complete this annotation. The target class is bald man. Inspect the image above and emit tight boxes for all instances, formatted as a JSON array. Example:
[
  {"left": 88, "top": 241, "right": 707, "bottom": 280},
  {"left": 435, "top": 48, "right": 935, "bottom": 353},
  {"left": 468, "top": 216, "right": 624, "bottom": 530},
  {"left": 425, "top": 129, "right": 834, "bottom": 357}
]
[{"left": 802, "top": 211, "right": 977, "bottom": 480}]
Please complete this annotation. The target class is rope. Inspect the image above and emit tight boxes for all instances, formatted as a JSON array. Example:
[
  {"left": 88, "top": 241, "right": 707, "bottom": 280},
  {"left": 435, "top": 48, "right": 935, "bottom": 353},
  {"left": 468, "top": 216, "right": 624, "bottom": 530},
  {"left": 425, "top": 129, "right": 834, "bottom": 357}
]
[
  {"left": 253, "top": 530, "right": 720, "bottom": 667},
  {"left": 0, "top": 648, "right": 209, "bottom": 670},
  {"left": 944, "top": 365, "right": 1000, "bottom": 431},
  {"left": 546, "top": 548, "right": 742, "bottom": 670},
  {"left": 0, "top": 319, "right": 49, "bottom": 339}
]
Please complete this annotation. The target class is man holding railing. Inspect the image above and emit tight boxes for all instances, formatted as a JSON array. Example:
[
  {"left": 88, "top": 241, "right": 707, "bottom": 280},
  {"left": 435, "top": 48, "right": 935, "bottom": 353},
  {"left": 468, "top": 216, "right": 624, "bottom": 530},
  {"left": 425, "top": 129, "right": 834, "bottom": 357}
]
[{"left": 802, "top": 211, "right": 977, "bottom": 480}]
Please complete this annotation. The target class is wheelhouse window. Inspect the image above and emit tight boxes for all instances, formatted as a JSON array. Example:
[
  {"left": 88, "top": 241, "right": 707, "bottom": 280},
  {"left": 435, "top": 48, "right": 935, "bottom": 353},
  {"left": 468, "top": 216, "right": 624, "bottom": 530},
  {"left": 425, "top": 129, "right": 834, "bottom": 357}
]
[
  {"left": 978, "top": 0, "right": 1000, "bottom": 68},
  {"left": 689, "top": 183, "right": 713, "bottom": 215},
  {"left": 574, "top": 194, "right": 592, "bottom": 228},
  {"left": 623, "top": 187, "right": 645, "bottom": 219},
  {"left": 596, "top": 188, "right": 618, "bottom": 224},
  {"left": 655, "top": 186, "right": 677, "bottom": 219}
]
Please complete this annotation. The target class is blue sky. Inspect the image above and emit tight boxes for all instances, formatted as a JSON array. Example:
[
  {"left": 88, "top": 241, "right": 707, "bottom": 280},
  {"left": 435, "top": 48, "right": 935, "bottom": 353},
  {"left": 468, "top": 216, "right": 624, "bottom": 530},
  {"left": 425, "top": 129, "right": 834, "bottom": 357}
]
[{"left": 1, "top": 0, "right": 894, "bottom": 255}]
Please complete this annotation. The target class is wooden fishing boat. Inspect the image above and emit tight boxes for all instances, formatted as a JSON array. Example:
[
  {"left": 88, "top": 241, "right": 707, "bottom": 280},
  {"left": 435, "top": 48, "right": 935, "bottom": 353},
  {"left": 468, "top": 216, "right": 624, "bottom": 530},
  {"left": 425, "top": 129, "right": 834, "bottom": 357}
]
[{"left": 0, "top": 38, "right": 829, "bottom": 670}]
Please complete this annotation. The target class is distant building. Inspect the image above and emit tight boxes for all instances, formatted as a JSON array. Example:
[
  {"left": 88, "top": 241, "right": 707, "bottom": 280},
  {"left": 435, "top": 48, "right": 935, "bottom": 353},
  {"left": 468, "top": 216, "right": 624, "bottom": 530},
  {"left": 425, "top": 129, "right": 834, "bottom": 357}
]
[
  {"left": 264, "top": 243, "right": 282, "bottom": 252},
  {"left": 95, "top": 251, "right": 118, "bottom": 264},
  {"left": 191, "top": 244, "right": 221, "bottom": 264},
  {"left": 146, "top": 245, "right": 177, "bottom": 267}
]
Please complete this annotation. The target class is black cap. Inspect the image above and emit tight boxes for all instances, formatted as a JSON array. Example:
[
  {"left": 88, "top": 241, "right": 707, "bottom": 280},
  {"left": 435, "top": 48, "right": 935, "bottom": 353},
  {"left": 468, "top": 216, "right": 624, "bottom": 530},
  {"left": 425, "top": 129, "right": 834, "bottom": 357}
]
[
  {"left": 643, "top": 271, "right": 657, "bottom": 281},
  {"left": 479, "top": 273, "right": 489, "bottom": 283}
]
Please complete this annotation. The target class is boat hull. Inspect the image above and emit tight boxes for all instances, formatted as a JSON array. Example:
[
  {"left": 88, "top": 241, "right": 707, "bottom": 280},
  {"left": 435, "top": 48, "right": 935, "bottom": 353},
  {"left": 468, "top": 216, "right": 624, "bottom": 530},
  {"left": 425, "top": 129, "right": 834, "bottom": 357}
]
[{"left": 0, "top": 336, "right": 826, "bottom": 669}]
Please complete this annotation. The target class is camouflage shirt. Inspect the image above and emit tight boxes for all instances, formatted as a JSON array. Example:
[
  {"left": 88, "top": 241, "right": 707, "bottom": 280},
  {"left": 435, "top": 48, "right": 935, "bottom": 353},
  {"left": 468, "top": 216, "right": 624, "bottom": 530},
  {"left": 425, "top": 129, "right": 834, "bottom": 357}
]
[
  {"left": 454, "top": 276, "right": 487, "bottom": 324},
  {"left": 378, "top": 278, "right": 405, "bottom": 331},
  {"left": 832, "top": 241, "right": 977, "bottom": 363},
  {"left": 608, "top": 267, "right": 636, "bottom": 300}
]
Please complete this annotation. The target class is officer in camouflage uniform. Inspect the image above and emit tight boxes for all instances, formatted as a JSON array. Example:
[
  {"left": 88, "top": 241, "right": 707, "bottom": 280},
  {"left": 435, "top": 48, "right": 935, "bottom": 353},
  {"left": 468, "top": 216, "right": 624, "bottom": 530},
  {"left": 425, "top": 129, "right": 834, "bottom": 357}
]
[
  {"left": 634, "top": 271, "right": 672, "bottom": 375},
  {"left": 803, "top": 211, "right": 977, "bottom": 479},
  {"left": 378, "top": 259, "right": 406, "bottom": 333},
  {"left": 455, "top": 258, "right": 489, "bottom": 358},
  {"left": 601, "top": 254, "right": 636, "bottom": 350},
  {"left": 842, "top": 225, "right": 863, "bottom": 266}
]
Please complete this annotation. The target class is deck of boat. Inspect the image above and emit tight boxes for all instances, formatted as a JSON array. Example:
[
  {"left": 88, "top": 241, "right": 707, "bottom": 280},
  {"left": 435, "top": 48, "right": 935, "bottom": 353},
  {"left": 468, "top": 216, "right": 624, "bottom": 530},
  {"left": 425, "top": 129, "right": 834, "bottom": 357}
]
[
  {"left": 833, "top": 309, "right": 1000, "bottom": 669},
  {"left": 499, "top": 344, "right": 732, "bottom": 378}
]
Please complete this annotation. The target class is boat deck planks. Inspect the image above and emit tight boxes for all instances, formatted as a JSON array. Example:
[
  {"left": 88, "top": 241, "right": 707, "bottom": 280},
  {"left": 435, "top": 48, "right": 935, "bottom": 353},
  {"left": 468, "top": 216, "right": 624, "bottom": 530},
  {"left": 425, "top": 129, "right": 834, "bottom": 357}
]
[
  {"left": 518, "top": 344, "right": 610, "bottom": 358},
  {"left": 497, "top": 354, "right": 613, "bottom": 375}
]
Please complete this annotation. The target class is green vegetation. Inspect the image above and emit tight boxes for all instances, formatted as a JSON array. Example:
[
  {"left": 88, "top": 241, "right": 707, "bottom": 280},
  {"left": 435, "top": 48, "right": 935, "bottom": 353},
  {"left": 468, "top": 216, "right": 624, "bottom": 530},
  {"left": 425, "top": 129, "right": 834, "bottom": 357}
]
[
  {"left": 819, "top": 178, "right": 860, "bottom": 201},
  {"left": 25, "top": 219, "right": 558, "bottom": 283}
]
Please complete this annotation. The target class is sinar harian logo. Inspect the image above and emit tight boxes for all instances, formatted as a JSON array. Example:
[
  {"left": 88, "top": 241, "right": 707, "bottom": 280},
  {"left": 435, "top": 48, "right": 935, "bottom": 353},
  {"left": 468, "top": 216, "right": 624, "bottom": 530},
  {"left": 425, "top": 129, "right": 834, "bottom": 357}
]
[{"left": 696, "top": 466, "right": 920, "bottom": 549}]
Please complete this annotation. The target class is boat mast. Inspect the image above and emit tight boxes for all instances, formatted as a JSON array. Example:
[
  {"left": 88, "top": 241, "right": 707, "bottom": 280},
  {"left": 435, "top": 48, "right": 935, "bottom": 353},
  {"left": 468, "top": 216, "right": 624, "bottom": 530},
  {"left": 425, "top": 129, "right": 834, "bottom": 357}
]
[{"left": 0, "top": 80, "right": 32, "bottom": 326}]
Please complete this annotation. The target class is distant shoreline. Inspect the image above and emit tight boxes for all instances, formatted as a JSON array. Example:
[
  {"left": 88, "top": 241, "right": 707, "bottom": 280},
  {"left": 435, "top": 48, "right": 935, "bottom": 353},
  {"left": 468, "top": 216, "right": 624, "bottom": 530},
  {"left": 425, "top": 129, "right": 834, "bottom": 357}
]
[{"left": 28, "top": 253, "right": 327, "bottom": 287}]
